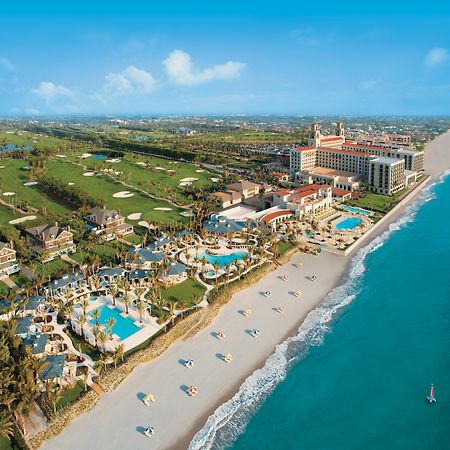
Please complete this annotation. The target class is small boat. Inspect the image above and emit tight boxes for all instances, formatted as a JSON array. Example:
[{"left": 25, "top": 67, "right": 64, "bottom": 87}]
[
  {"left": 223, "top": 353, "right": 233, "bottom": 363},
  {"left": 243, "top": 309, "right": 252, "bottom": 317},
  {"left": 426, "top": 384, "right": 436, "bottom": 403},
  {"left": 250, "top": 329, "right": 260, "bottom": 337},
  {"left": 144, "top": 426, "right": 155, "bottom": 437},
  {"left": 216, "top": 331, "right": 226, "bottom": 340},
  {"left": 187, "top": 385, "right": 198, "bottom": 397},
  {"left": 184, "top": 359, "right": 194, "bottom": 368},
  {"left": 143, "top": 393, "right": 155, "bottom": 405}
]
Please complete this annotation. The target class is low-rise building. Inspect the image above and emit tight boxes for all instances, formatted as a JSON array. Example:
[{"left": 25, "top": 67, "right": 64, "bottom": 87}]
[
  {"left": 86, "top": 206, "right": 133, "bottom": 241},
  {"left": 0, "top": 241, "right": 19, "bottom": 277},
  {"left": 159, "top": 261, "right": 188, "bottom": 286},
  {"left": 25, "top": 223, "right": 76, "bottom": 262},
  {"left": 226, "top": 180, "right": 261, "bottom": 199},
  {"left": 211, "top": 191, "right": 242, "bottom": 209}
]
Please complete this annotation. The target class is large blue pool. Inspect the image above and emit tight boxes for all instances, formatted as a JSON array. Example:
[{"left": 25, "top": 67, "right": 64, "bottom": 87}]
[
  {"left": 335, "top": 217, "right": 363, "bottom": 230},
  {"left": 89, "top": 306, "right": 140, "bottom": 340},
  {"left": 197, "top": 250, "right": 248, "bottom": 268}
]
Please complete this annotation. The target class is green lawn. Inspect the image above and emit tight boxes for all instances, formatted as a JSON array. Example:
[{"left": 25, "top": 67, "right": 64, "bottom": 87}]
[
  {"left": 0, "top": 159, "right": 71, "bottom": 217},
  {"left": 345, "top": 193, "right": 395, "bottom": 214},
  {"left": 57, "top": 382, "right": 85, "bottom": 409},
  {"left": 159, "top": 278, "right": 206, "bottom": 308},
  {"left": 122, "top": 233, "right": 142, "bottom": 245},
  {"left": 278, "top": 240, "right": 294, "bottom": 255},
  {"left": 76, "top": 152, "right": 213, "bottom": 205},
  {"left": 46, "top": 159, "right": 185, "bottom": 225},
  {"left": 0, "top": 437, "right": 13, "bottom": 450},
  {"left": 71, "top": 241, "right": 124, "bottom": 265},
  {"left": 9, "top": 273, "right": 30, "bottom": 287},
  {"left": 66, "top": 327, "right": 100, "bottom": 361},
  {"left": 0, "top": 204, "right": 20, "bottom": 226},
  {"left": 30, "top": 258, "right": 72, "bottom": 279},
  {"left": 0, "top": 281, "right": 10, "bottom": 295}
]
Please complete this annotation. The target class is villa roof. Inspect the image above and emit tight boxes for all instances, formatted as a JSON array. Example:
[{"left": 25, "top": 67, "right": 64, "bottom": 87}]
[
  {"left": 128, "top": 269, "right": 152, "bottom": 280},
  {"left": 0, "top": 241, "right": 14, "bottom": 252},
  {"left": 48, "top": 273, "right": 84, "bottom": 291},
  {"left": 40, "top": 354, "right": 66, "bottom": 380},
  {"left": 25, "top": 223, "right": 71, "bottom": 241},
  {"left": 22, "top": 333, "right": 49, "bottom": 354},
  {"left": 98, "top": 267, "right": 124, "bottom": 278},
  {"left": 164, "top": 261, "right": 187, "bottom": 276},
  {"left": 226, "top": 180, "right": 261, "bottom": 192},
  {"left": 87, "top": 206, "right": 123, "bottom": 225},
  {"left": 131, "top": 248, "right": 164, "bottom": 263},
  {"left": 331, "top": 187, "right": 351, "bottom": 197},
  {"left": 15, "top": 316, "right": 33, "bottom": 335},
  {"left": 25, "top": 295, "right": 46, "bottom": 310}
]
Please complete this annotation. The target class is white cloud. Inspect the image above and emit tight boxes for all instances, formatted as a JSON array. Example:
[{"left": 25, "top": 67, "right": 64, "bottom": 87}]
[
  {"left": 32, "top": 81, "right": 73, "bottom": 102},
  {"left": 425, "top": 48, "right": 449, "bottom": 68},
  {"left": 95, "top": 65, "right": 156, "bottom": 103},
  {"left": 361, "top": 78, "right": 380, "bottom": 90},
  {"left": 0, "top": 57, "right": 14, "bottom": 71},
  {"left": 163, "top": 50, "right": 246, "bottom": 86}
]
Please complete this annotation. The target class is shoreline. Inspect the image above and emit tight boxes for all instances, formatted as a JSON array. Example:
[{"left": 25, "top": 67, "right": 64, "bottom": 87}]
[{"left": 41, "top": 130, "right": 450, "bottom": 450}]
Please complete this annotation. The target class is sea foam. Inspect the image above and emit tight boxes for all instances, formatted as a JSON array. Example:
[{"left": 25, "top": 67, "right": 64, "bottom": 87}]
[{"left": 188, "top": 175, "right": 447, "bottom": 450}]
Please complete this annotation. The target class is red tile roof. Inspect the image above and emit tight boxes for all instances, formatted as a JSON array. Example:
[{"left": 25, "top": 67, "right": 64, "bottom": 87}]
[
  {"left": 292, "top": 145, "right": 316, "bottom": 152},
  {"left": 260, "top": 209, "right": 294, "bottom": 223},
  {"left": 318, "top": 146, "right": 371, "bottom": 157},
  {"left": 343, "top": 143, "right": 390, "bottom": 152},
  {"left": 331, "top": 187, "right": 351, "bottom": 197},
  {"left": 321, "top": 136, "right": 344, "bottom": 142}
]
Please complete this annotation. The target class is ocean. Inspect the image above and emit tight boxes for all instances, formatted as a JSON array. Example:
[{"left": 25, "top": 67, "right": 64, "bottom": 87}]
[{"left": 189, "top": 173, "right": 450, "bottom": 450}]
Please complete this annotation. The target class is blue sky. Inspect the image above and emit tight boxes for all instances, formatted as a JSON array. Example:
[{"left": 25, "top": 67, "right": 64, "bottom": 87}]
[{"left": 1, "top": 1, "right": 449, "bottom": 116}]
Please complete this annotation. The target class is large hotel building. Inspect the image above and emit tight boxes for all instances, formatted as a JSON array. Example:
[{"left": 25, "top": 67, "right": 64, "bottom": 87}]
[{"left": 290, "top": 122, "right": 424, "bottom": 195}]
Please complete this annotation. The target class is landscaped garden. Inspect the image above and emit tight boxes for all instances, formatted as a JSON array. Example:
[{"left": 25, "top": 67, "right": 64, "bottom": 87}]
[{"left": 159, "top": 278, "right": 206, "bottom": 308}]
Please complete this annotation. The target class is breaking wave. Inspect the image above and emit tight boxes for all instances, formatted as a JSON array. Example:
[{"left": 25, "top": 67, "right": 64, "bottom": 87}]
[{"left": 189, "top": 173, "right": 448, "bottom": 450}]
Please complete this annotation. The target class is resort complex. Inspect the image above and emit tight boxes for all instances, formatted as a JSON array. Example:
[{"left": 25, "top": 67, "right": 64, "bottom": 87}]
[{"left": 0, "top": 117, "right": 436, "bottom": 449}]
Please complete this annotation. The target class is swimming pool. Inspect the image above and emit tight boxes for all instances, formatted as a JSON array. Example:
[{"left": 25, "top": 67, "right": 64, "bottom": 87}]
[
  {"left": 89, "top": 305, "right": 140, "bottom": 340},
  {"left": 335, "top": 217, "right": 363, "bottom": 230},
  {"left": 197, "top": 250, "right": 247, "bottom": 268},
  {"left": 340, "top": 205, "right": 371, "bottom": 216}
]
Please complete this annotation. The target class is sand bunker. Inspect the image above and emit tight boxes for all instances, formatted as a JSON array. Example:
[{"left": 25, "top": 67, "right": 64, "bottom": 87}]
[
  {"left": 106, "top": 158, "right": 121, "bottom": 163},
  {"left": 24, "top": 181, "right": 38, "bottom": 186},
  {"left": 210, "top": 177, "right": 220, "bottom": 182},
  {"left": 55, "top": 154, "right": 67, "bottom": 158},
  {"left": 113, "top": 191, "right": 134, "bottom": 198},
  {"left": 180, "top": 177, "right": 199, "bottom": 182},
  {"left": 83, "top": 172, "right": 95, "bottom": 177},
  {"left": 136, "top": 162, "right": 147, "bottom": 166},
  {"left": 3, "top": 192, "right": 15, "bottom": 196},
  {"left": 9, "top": 215, "right": 37, "bottom": 224},
  {"left": 154, "top": 166, "right": 167, "bottom": 171},
  {"left": 80, "top": 153, "right": 92, "bottom": 158},
  {"left": 68, "top": 182, "right": 75, "bottom": 186},
  {"left": 0, "top": 166, "right": 5, "bottom": 169},
  {"left": 127, "top": 213, "right": 142, "bottom": 220},
  {"left": 179, "top": 211, "right": 194, "bottom": 217},
  {"left": 154, "top": 207, "right": 173, "bottom": 211},
  {"left": 196, "top": 169, "right": 205, "bottom": 173},
  {"left": 179, "top": 181, "right": 192, "bottom": 186}
]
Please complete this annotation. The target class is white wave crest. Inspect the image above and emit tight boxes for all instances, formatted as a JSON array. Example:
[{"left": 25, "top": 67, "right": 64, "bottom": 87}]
[{"left": 188, "top": 178, "right": 445, "bottom": 450}]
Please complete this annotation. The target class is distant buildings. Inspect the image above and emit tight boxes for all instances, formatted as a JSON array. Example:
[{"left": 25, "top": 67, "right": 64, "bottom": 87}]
[
  {"left": 290, "top": 122, "right": 423, "bottom": 195},
  {"left": 86, "top": 206, "right": 133, "bottom": 241},
  {"left": 212, "top": 180, "right": 262, "bottom": 209},
  {"left": 0, "top": 241, "right": 19, "bottom": 277},
  {"left": 25, "top": 223, "right": 76, "bottom": 262}
]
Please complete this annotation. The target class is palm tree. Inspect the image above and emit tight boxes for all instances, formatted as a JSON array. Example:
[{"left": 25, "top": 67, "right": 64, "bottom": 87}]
[
  {"left": 123, "top": 293, "right": 131, "bottom": 315},
  {"left": 92, "top": 324, "right": 101, "bottom": 348},
  {"left": 91, "top": 308, "right": 101, "bottom": 326},
  {"left": 108, "top": 284, "right": 119, "bottom": 307},
  {"left": 136, "top": 301, "right": 146, "bottom": 323},
  {"left": 106, "top": 317, "right": 116, "bottom": 339},
  {"left": 98, "top": 331, "right": 108, "bottom": 353},
  {"left": 135, "top": 287, "right": 145, "bottom": 303},
  {"left": 63, "top": 286, "right": 73, "bottom": 303},
  {"left": 168, "top": 301, "right": 179, "bottom": 326},
  {"left": 91, "top": 275, "right": 102, "bottom": 294},
  {"left": 0, "top": 414, "right": 14, "bottom": 440},
  {"left": 78, "top": 314, "right": 87, "bottom": 338},
  {"left": 213, "top": 261, "right": 220, "bottom": 283},
  {"left": 80, "top": 298, "right": 89, "bottom": 316},
  {"left": 48, "top": 385, "right": 63, "bottom": 414}
]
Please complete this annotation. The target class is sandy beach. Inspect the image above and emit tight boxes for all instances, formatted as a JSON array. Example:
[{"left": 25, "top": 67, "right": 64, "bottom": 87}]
[{"left": 41, "top": 131, "right": 450, "bottom": 450}]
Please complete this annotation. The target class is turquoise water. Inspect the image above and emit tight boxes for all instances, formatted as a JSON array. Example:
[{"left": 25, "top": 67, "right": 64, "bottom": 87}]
[
  {"left": 198, "top": 251, "right": 248, "bottom": 268},
  {"left": 89, "top": 305, "right": 140, "bottom": 340},
  {"left": 340, "top": 205, "right": 371, "bottom": 216},
  {"left": 191, "top": 174, "right": 450, "bottom": 450},
  {"left": 91, "top": 153, "right": 109, "bottom": 160},
  {"left": 335, "top": 216, "right": 363, "bottom": 230}
]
